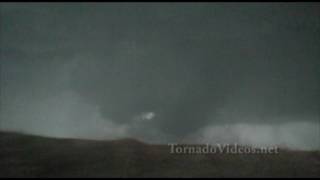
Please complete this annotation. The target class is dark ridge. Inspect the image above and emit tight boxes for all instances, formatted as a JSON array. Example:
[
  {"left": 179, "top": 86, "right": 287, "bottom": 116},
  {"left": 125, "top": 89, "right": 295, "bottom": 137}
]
[
  {"left": 0, "top": 131, "right": 319, "bottom": 178},
  {"left": 0, "top": 130, "right": 146, "bottom": 144}
]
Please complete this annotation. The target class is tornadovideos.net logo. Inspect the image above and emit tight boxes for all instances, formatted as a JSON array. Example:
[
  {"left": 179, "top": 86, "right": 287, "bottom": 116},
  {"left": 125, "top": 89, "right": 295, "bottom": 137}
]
[{"left": 168, "top": 143, "right": 280, "bottom": 155}]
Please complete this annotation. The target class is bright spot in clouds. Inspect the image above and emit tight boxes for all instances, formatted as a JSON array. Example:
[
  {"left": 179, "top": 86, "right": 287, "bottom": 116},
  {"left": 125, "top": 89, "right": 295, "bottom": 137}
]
[{"left": 140, "top": 112, "right": 155, "bottom": 121}]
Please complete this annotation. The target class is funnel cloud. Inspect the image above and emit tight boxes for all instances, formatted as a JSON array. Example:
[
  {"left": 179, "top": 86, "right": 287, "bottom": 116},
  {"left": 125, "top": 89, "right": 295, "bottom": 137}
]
[{"left": 0, "top": 3, "right": 319, "bottom": 149}]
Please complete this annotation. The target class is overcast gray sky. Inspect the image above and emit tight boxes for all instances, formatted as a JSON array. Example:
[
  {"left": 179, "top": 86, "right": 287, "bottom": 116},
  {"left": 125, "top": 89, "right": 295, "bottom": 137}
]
[{"left": 0, "top": 3, "right": 319, "bottom": 149}]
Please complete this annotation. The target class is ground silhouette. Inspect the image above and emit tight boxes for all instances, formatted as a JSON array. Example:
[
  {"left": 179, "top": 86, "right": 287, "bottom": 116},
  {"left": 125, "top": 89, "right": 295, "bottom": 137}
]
[{"left": 0, "top": 131, "right": 319, "bottom": 178}]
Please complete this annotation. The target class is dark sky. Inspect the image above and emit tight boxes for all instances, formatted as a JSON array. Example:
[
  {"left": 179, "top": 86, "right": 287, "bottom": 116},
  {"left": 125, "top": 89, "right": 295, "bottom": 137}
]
[{"left": 0, "top": 3, "right": 319, "bottom": 149}]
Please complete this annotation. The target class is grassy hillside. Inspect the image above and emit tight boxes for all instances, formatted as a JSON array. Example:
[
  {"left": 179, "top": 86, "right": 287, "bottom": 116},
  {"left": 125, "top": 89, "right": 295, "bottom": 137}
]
[{"left": 0, "top": 131, "right": 319, "bottom": 178}]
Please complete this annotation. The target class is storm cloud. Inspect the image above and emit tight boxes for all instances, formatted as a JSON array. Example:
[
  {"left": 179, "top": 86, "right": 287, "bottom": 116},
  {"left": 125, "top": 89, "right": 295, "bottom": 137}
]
[{"left": 0, "top": 3, "right": 319, "bottom": 149}]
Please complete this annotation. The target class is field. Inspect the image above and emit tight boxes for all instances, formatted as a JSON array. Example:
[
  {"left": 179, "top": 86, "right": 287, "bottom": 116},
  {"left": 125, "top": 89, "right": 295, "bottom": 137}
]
[{"left": 0, "top": 131, "right": 319, "bottom": 178}]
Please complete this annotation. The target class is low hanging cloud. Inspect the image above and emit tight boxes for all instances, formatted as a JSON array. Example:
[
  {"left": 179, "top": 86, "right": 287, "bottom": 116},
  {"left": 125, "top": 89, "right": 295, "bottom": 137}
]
[
  {"left": 0, "top": 90, "right": 128, "bottom": 140},
  {"left": 189, "top": 120, "right": 320, "bottom": 150},
  {"left": 0, "top": 4, "right": 319, "bottom": 150}
]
